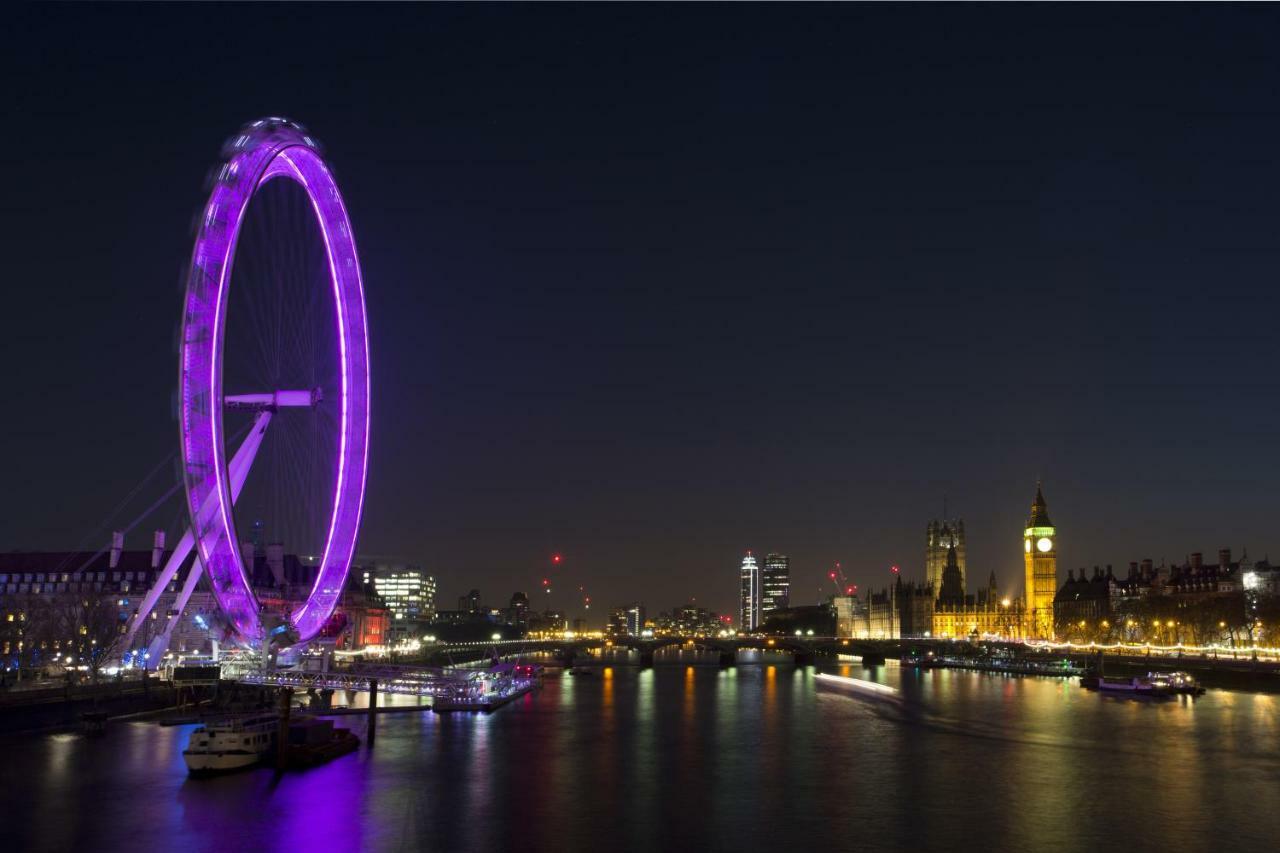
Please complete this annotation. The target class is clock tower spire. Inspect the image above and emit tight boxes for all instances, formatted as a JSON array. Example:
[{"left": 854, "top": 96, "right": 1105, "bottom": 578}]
[{"left": 1023, "top": 480, "right": 1057, "bottom": 639}]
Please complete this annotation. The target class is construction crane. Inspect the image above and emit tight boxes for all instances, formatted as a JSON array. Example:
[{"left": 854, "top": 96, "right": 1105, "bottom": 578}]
[{"left": 827, "top": 562, "right": 857, "bottom": 597}]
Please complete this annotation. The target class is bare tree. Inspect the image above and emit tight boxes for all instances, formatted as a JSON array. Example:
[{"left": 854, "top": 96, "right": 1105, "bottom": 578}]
[
  {"left": 1, "top": 593, "right": 61, "bottom": 682},
  {"left": 51, "top": 591, "right": 127, "bottom": 683}
]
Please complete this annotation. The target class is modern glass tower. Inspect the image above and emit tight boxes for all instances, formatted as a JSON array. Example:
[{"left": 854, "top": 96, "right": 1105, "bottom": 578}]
[
  {"left": 740, "top": 552, "right": 760, "bottom": 631},
  {"left": 762, "top": 553, "right": 790, "bottom": 615}
]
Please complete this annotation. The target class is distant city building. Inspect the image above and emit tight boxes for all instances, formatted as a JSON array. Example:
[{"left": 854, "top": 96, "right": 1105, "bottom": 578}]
[
  {"left": 833, "top": 595, "right": 867, "bottom": 638},
  {"left": 508, "top": 591, "right": 530, "bottom": 629},
  {"left": 430, "top": 609, "right": 487, "bottom": 626},
  {"left": 528, "top": 609, "right": 566, "bottom": 634},
  {"left": 739, "top": 552, "right": 760, "bottom": 631},
  {"left": 863, "top": 587, "right": 901, "bottom": 639},
  {"left": 360, "top": 564, "right": 436, "bottom": 622},
  {"left": 930, "top": 544, "right": 1020, "bottom": 639},
  {"left": 661, "top": 603, "right": 724, "bottom": 635},
  {"left": 626, "top": 603, "right": 646, "bottom": 636},
  {"left": 926, "top": 518, "right": 966, "bottom": 599},
  {"left": 762, "top": 553, "right": 790, "bottom": 615},
  {"left": 0, "top": 541, "right": 388, "bottom": 672},
  {"left": 839, "top": 510, "right": 1026, "bottom": 640},
  {"left": 837, "top": 579, "right": 935, "bottom": 640},
  {"left": 458, "top": 589, "right": 482, "bottom": 613},
  {"left": 758, "top": 604, "right": 834, "bottom": 635},
  {"left": 605, "top": 603, "right": 646, "bottom": 636},
  {"left": 1052, "top": 566, "right": 1112, "bottom": 631},
  {"left": 1243, "top": 560, "right": 1280, "bottom": 632},
  {"left": 1054, "top": 548, "right": 1279, "bottom": 645}
]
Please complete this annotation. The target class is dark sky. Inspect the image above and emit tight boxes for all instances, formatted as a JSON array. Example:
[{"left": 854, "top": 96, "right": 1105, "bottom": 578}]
[{"left": 5, "top": 4, "right": 1280, "bottom": 621}]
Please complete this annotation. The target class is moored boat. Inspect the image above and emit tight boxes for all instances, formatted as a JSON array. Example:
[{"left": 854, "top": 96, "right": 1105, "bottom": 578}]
[
  {"left": 182, "top": 712, "right": 279, "bottom": 775},
  {"left": 899, "top": 651, "right": 937, "bottom": 668},
  {"left": 1097, "top": 675, "right": 1169, "bottom": 696},
  {"left": 281, "top": 718, "right": 359, "bottom": 769},
  {"left": 1146, "top": 671, "right": 1205, "bottom": 695}
]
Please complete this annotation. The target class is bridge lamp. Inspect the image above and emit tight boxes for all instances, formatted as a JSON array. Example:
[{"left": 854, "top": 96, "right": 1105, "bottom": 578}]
[
  {"left": 491, "top": 633, "right": 501, "bottom": 641},
  {"left": 795, "top": 630, "right": 803, "bottom": 636}
]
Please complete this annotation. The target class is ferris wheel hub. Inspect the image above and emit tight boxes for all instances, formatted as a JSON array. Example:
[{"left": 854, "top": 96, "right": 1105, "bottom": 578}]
[{"left": 224, "top": 388, "right": 324, "bottom": 410}]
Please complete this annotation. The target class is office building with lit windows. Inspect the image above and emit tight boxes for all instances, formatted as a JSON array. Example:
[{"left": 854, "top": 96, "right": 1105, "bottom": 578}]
[
  {"left": 361, "top": 564, "right": 436, "bottom": 632},
  {"left": 762, "top": 553, "right": 790, "bottom": 615},
  {"left": 626, "top": 603, "right": 646, "bottom": 636}
]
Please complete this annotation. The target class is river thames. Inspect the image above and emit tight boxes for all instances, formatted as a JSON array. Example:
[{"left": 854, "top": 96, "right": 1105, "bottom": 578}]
[{"left": 4, "top": 659, "right": 1279, "bottom": 852}]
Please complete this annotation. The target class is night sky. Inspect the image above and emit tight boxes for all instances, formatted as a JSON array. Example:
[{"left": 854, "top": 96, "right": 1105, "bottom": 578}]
[{"left": 6, "top": 5, "right": 1280, "bottom": 620}]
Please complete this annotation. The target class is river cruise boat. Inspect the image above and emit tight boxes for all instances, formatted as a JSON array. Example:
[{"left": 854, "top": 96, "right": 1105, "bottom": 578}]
[
  {"left": 1146, "top": 671, "right": 1205, "bottom": 695},
  {"left": 182, "top": 712, "right": 278, "bottom": 775},
  {"left": 1097, "top": 675, "right": 1169, "bottom": 696}
]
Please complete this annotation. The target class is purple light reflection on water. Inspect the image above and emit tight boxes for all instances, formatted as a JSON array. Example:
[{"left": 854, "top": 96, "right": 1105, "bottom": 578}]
[{"left": 5, "top": 668, "right": 1280, "bottom": 852}]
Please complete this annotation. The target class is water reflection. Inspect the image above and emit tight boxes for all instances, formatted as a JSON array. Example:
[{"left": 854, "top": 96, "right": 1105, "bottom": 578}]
[{"left": 4, "top": 667, "right": 1280, "bottom": 852}]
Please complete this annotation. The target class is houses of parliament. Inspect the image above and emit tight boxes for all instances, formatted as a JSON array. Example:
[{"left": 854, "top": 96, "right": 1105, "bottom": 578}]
[{"left": 836, "top": 484, "right": 1058, "bottom": 640}]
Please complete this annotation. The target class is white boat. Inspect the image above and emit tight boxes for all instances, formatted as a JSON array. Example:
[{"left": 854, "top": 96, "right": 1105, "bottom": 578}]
[
  {"left": 1097, "top": 675, "right": 1169, "bottom": 696},
  {"left": 183, "top": 713, "right": 278, "bottom": 775}
]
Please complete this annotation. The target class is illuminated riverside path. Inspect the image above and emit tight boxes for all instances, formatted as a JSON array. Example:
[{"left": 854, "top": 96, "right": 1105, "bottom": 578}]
[{"left": 4, "top": 663, "right": 1279, "bottom": 852}]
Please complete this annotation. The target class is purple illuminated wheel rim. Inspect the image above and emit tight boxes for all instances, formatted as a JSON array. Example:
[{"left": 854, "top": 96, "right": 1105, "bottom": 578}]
[{"left": 179, "top": 118, "right": 370, "bottom": 646}]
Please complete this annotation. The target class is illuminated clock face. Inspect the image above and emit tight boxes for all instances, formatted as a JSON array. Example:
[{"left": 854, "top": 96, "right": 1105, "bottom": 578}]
[
  {"left": 1036, "top": 537, "right": 1053, "bottom": 553},
  {"left": 1024, "top": 539, "right": 1031, "bottom": 553}
]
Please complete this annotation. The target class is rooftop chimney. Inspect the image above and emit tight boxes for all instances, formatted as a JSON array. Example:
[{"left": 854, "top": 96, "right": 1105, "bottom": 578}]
[
  {"left": 151, "top": 530, "right": 166, "bottom": 569},
  {"left": 109, "top": 531, "right": 124, "bottom": 569}
]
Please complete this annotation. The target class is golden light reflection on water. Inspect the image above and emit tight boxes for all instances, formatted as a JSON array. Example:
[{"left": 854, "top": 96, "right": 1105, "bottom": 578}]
[{"left": 8, "top": 668, "right": 1280, "bottom": 853}]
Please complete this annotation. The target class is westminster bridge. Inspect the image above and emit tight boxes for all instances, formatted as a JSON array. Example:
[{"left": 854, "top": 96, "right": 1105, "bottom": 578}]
[{"left": 420, "top": 635, "right": 1020, "bottom": 668}]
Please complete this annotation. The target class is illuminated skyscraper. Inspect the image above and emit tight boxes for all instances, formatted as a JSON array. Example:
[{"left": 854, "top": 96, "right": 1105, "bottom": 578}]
[
  {"left": 762, "top": 553, "right": 790, "bottom": 614},
  {"left": 626, "top": 603, "right": 646, "bottom": 636},
  {"left": 739, "top": 552, "right": 760, "bottom": 631}
]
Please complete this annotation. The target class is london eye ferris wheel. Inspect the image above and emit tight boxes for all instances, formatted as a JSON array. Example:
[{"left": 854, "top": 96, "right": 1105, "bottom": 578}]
[{"left": 176, "top": 118, "right": 370, "bottom": 650}]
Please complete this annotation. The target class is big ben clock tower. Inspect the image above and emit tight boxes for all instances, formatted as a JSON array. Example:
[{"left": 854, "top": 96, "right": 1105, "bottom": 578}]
[{"left": 1023, "top": 481, "right": 1058, "bottom": 640}]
